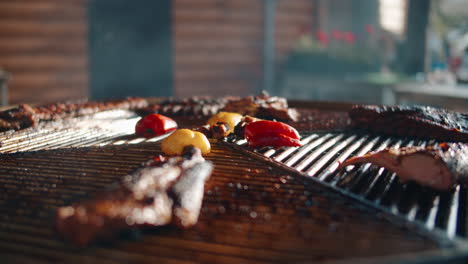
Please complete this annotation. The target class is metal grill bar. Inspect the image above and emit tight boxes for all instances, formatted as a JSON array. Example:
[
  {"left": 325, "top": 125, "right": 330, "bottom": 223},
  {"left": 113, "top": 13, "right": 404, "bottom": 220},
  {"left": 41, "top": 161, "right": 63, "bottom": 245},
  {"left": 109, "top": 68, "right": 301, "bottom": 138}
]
[
  {"left": 0, "top": 109, "right": 466, "bottom": 262},
  {"left": 0, "top": 139, "right": 447, "bottom": 263},
  {"left": 0, "top": 111, "right": 144, "bottom": 153},
  {"left": 230, "top": 132, "right": 466, "bottom": 239}
]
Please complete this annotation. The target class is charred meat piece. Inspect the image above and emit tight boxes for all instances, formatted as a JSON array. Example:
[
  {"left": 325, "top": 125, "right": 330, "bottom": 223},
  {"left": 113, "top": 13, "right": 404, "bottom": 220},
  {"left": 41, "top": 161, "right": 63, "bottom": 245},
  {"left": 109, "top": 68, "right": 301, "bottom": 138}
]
[
  {"left": 194, "top": 123, "right": 230, "bottom": 140},
  {"left": 222, "top": 93, "right": 299, "bottom": 122},
  {"left": 194, "top": 124, "right": 212, "bottom": 138},
  {"left": 210, "top": 122, "right": 231, "bottom": 139},
  {"left": 0, "top": 97, "right": 148, "bottom": 132},
  {"left": 197, "top": 122, "right": 231, "bottom": 140},
  {"left": 339, "top": 143, "right": 468, "bottom": 190},
  {"left": 56, "top": 147, "right": 213, "bottom": 246},
  {"left": 136, "top": 94, "right": 298, "bottom": 122},
  {"left": 0, "top": 104, "right": 36, "bottom": 130},
  {"left": 349, "top": 105, "right": 468, "bottom": 142},
  {"left": 33, "top": 97, "right": 148, "bottom": 121},
  {"left": 136, "top": 97, "right": 234, "bottom": 117},
  {"left": 171, "top": 148, "right": 213, "bottom": 227},
  {"left": 195, "top": 115, "right": 257, "bottom": 140}
]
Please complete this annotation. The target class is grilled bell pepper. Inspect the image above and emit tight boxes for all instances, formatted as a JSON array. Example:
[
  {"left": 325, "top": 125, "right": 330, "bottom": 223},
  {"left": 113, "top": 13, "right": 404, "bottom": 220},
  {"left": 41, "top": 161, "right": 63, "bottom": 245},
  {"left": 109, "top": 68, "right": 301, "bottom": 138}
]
[
  {"left": 207, "top": 112, "right": 243, "bottom": 134},
  {"left": 161, "top": 129, "right": 211, "bottom": 155},
  {"left": 135, "top": 114, "right": 177, "bottom": 138},
  {"left": 244, "top": 120, "right": 301, "bottom": 148}
]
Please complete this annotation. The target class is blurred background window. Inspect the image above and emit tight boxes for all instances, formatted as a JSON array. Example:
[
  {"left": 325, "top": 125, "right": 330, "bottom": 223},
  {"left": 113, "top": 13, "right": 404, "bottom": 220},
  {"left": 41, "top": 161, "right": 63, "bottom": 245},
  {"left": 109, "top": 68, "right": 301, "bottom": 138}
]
[
  {"left": 0, "top": 0, "right": 466, "bottom": 111},
  {"left": 379, "top": 0, "right": 407, "bottom": 36}
]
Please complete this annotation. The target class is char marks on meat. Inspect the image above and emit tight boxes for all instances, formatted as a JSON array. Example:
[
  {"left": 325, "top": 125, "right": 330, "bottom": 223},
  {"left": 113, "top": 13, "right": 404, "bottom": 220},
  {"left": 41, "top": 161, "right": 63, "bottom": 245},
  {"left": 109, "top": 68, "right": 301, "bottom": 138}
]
[
  {"left": 137, "top": 94, "right": 299, "bottom": 122},
  {"left": 0, "top": 97, "right": 148, "bottom": 132},
  {"left": 56, "top": 146, "right": 213, "bottom": 246},
  {"left": 33, "top": 97, "right": 148, "bottom": 121},
  {"left": 349, "top": 105, "right": 468, "bottom": 142},
  {"left": 339, "top": 143, "right": 468, "bottom": 190},
  {"left": 0, "top": 104, "right": 37, "bottom": 130},
  {"left": 136, "top": 97, "right": 233, "bottom": 117},
  {"left": 222, "top": 93, "right": 299, "bottom": 122}
]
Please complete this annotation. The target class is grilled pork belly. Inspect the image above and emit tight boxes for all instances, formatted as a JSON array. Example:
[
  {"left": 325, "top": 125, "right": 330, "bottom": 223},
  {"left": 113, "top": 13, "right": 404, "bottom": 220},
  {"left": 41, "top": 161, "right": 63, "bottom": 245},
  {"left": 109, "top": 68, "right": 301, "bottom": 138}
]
[
  {"left": 56, "top": 147, "right": 213, "bottom": 246},
  {"left": 339, "top": 143, "right": 468, "bottom": 191},
  {"left": 0, "top": 97, "right": 148, "bottom": 132},
  {"left": 349, "top": 105, "right": 468, "bottom": 142}
]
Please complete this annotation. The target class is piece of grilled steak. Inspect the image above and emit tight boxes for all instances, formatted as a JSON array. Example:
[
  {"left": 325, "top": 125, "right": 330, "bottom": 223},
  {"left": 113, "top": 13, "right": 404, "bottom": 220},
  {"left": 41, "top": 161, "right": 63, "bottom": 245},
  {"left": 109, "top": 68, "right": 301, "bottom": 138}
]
[
  {"left": 349, "top": 105, "right": 468, "bottom": 142},
  {"left": 56, "top": 147, "right": 213, "bottom": 246},
  {"left": 339, "top": 143, "right": 468, "bottom": 191},
  {"left": 0, "top": 97, "right": 148, "bottom": 132},
  {"left": 222, "top": 94, "right": 299, "bottom": 122}
]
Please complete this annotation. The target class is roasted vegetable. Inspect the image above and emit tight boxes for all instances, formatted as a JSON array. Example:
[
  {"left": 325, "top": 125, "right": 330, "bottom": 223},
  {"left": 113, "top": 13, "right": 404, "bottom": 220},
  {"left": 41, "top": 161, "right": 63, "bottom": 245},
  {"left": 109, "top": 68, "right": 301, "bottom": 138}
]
[
  {"left": 207, "top": 112, "right": 243, "bottom": 134},
  {"left": 135, "top": 114, "right": 177, "bottom": 138},
  {"left": 161, "top": 129, "right": 211, "bottom": 155},
  {"left": 244, "top": 120, "right": 301, "bottom": 148}
]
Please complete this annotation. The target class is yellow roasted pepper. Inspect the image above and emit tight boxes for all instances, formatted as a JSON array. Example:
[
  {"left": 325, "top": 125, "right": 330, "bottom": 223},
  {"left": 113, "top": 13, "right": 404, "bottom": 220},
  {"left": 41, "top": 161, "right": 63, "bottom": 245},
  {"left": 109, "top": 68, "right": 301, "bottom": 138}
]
[
  {"left": 207, "top": 112, "right": 242, "bottom": 133},
  {"left": 161, "top": 129, "right": 211, "bottom": 155}
]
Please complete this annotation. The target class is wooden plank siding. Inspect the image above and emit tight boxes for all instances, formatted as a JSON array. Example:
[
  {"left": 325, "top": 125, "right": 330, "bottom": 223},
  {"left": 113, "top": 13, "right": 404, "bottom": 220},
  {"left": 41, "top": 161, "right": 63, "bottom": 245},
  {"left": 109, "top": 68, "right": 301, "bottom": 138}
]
[
  {"left": 173, "top": 0, "right": 264, "bottom": 97},
  {"left": 173, "top": 0, "right": 315, "bottom": 98},
  {"left": 0, "top": 0, "right": 315, "bottom": 103},
  {"left": 275, "top": 0, "right": 315, "bottom": 62},
  {"left": 0, "top": 0, "right": 89, "bottom": 104}
]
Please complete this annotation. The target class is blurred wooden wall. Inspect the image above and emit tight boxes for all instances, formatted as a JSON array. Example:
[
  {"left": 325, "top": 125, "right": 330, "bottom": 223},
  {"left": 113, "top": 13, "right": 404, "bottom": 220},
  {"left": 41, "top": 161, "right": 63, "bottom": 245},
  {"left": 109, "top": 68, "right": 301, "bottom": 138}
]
[
  {"left": 0, "top": 0, "right": 315, "bottom": 103},
  {"left": 0, "top": 0, "right": 89, "bottom": 104},
  {"left": 276, "top": 0, "right": 315, "bottom": 62},
  {"left": 173, "top": 0, "right": 315, "bottom": 98},
  {"left": 173, "top": 0, "right": 264, "bottom": 97}
]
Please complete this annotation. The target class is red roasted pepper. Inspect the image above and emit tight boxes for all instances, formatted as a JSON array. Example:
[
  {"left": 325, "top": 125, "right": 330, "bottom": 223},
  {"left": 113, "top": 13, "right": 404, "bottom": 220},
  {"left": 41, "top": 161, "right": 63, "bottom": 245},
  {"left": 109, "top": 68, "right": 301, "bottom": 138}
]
[
  {"left": 244, "top": 120, "right": 301, "bottom": 148},
  {"left": 135, "top": 114, "right": 177, "bottom": 138}
]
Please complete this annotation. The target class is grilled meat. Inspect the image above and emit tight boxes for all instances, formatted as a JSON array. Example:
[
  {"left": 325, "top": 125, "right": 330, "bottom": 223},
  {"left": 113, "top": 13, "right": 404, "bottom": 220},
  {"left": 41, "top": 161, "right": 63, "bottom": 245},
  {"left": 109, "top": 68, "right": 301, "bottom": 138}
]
[
  {"left": 137, "top": 94, "right": 299, "bottom": 122},
  {"left": 222, "top": 93, "right": 299, "bottom": 122},
  {"left": 0, "top": 97, "right": 148, "bottom": 132},
  {"left": 0, "top": 104, "right": 36, "bottom": 130},
  {"left": 194, "top": 123, "right": 231, "bottom": 139},
  {"left": 56, "top": 147, "right": 213, "bottom": 246},
  {"left": 339, "top": 143, "right": 468, "bottom": 190},
  {"left": 171, "top": 147, "right": 213, "bottom": 227},
  {"left": 349, "top": 105, "right": 468, "bottom": 142},
  {"left": 136, "top": 97, "right": 233, "bottom": 117}
]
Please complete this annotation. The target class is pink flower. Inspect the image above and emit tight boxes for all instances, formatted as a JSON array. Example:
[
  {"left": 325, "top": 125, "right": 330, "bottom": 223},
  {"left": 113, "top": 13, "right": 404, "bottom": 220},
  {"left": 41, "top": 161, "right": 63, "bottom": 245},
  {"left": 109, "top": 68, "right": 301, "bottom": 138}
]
[
  {"left": 365, "top": 24, "right": 375, "bottom": 34},
  {"left": 343, "top": 31, "right": 356, "bottom": 44},
  {"left": 299, "top": 25, "right": 312, "bottom": 35},
  {"left": 315, "top": 31, "right": 329, "bottom": 45},
  {"left": 332, "top": 30, "right": 343, "bottom": 40}
]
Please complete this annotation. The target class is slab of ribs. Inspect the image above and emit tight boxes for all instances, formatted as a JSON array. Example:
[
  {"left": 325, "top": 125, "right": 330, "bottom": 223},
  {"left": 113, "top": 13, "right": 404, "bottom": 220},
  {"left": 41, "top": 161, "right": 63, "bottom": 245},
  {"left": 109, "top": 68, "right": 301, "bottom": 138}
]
[
  {"left": 0, "top": 97, "right": 148, "bottom": 132},
  {"left": 349, "top": 105, "right": 468, "bottom": 142},
  {"left": 137, "top": 94, "right": 299, "bottom": 122}
]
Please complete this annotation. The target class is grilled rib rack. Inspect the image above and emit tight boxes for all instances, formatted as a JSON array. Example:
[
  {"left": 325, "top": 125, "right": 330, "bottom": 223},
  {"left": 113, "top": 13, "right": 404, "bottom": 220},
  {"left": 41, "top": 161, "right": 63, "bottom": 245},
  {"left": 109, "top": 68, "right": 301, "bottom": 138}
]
[{"left": 0, "top": 105, "right": 468, "bottom": 263}]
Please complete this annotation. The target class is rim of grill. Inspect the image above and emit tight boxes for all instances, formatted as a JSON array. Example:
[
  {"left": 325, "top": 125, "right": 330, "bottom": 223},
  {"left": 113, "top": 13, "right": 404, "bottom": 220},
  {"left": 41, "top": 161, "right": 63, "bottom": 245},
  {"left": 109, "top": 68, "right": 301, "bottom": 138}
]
[
  {"left": 1, "top": 109, "right": 468, "bottom": 259},
  {"left": 226, "top": 131, "right": 468, "bottom": 244}
]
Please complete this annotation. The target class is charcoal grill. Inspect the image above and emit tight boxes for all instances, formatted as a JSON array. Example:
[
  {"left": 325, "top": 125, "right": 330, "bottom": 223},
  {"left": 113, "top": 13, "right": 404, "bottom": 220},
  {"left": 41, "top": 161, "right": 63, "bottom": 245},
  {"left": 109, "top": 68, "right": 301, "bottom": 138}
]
[
  {"left": 1, "top": 102, "right": 468, "bottom": 263},
  {"left": 228, "top": 132, "right": 464, "bottom": 239}
]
